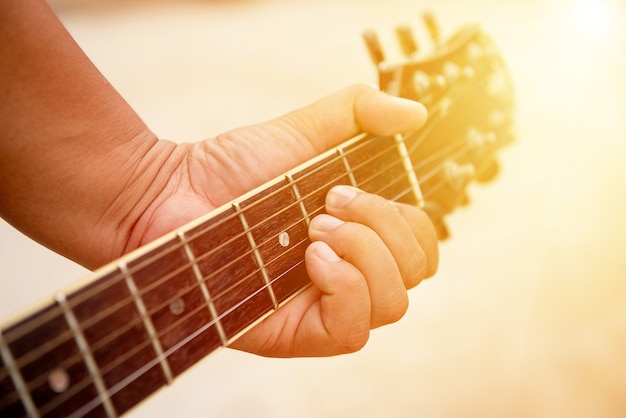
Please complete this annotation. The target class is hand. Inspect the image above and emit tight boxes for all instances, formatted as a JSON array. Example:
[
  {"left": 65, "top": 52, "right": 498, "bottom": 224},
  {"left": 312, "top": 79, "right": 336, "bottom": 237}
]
[
  {"left": 0, "top": 0, "right": 437, "bottom": 356},
  {"left": 124, "top": 84, "right": 438, "bottom": 357},
  {"left": 231, "top": 186, "right": 438, "bottom": 357}
]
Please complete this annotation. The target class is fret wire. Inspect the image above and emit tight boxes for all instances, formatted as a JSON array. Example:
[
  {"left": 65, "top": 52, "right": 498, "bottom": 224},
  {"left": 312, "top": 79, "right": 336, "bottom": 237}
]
[
  {"left": 23, "top": 70, "right": 482, "bottom": 332},
  {"left": 177, "top": 231, "right": 228, "bottom": 346},
  {"left": 56, "top": 292, "right": 117, "bottom": 418},
  {"left": 233, "top": 201, "right": 279, "bottom": 310},
  {"left": 336, "top": 146, "right": 358, "bottom": 187},
  {"left": 13, "top": 261, "right": 190, "bottom": 385},
  {"left": 0, "top": 330, "right": 39, "bottom": 418},
  {"left": 6, "top": 136, "right": 378, "bottom": 332},
  {"left": 37, "top": 258, "right": 309, "bottom": 417},
  {"left": 11, "top": 207, "right": 309, "bottom": 382},
  {"left": 6, "top": 79, "right": 481, "bottom": 396},
  {"left": 4, "top": 70, "right": 495, "bottom": 416},
  {"left": 180, "top": 134, "right": 376, "bottom": 243},
  {"left": 286, "top": 173, "right": 310, "bottom": 226},
  {"left": 119, "top": 261, "right": 174, "bottom": 386},
  {"left": 394, "top": 133, "right": 425, "bottom": 207},
  {"left": 393, "top": 145, "right": 475, "bottom": 203},
  {"left": 373, "top": 141, "right": 470, "bottom": 200},
  {"left": 24, "top": 145, "right": 460, "bottom": 414},
  {"left": 4, "top": 135, "right": 458, "bottom": 386},
  {"left": 13, "top": 132, "right": 404, "bottom": 343},
  {"left": 36, "top": 358, "right": 100, "bottom": 417},
  {"left": 16, "top": 135, "right": 466, "bottom": 393}
]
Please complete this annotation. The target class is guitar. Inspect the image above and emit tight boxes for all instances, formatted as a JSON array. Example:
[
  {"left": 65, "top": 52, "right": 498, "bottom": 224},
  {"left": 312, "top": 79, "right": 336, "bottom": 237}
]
[{"left": 0, "top": 15, "right": 514, "bottom": 418}]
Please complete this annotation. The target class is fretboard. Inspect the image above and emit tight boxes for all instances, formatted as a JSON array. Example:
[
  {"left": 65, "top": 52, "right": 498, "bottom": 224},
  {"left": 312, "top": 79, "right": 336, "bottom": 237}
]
[{"left": 0, "top": 23, "right": 514, "bottom": 418}]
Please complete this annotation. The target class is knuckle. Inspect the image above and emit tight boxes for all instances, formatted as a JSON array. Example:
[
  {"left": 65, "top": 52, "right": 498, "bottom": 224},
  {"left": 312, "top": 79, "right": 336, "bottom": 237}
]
[
  {"left": 403, "top": 248, "right": 427, "bottom": 288},
  {"left": 334, "top": 329, "right": 370, "bottom": 354},
  {"left": 375, "top": 292, "right": 409, "bottom": 326}
]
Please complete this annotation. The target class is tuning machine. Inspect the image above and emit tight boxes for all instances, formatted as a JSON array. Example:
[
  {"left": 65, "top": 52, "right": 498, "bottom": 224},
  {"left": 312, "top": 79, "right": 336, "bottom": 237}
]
[{"left": 444, "top": 160, "right": 476, "bottom": 191}]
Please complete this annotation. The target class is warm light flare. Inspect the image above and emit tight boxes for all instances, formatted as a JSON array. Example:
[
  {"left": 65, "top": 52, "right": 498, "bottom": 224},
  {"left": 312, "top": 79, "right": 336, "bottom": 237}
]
[{"left": 569, "top": 0, "right": 615, "bottom": 38}]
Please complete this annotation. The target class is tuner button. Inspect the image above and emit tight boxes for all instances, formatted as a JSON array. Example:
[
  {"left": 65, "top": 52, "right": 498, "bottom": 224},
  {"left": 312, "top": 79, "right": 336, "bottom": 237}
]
[
  {"left": 362, "top": 30, "right": 385, "bottom": 65},
  {"left": 461, "top": 66, "right": 476, "bottom": 80},
  {"left": 467, "top": 42, "right": 484, "bottom": 62},
  {"left": 444, "top": 161, "right": 475, "bottom": 190},
  {"left": 467, "top": 128, "right": 497, "bottom": 148},
  {"left": 433, "top": 74, "right": 447, "bottom": 90},
  {"left": 488, "top": 109, "right": 506, "bottom": 128},
  {"left": 413, "top": 70, "right": 431, "bottom": 97},
  {"left": 395, "top": 25, "right": 419, "bottom": 57},
  {"left": 475, "top": 159, "right": 500, "bottom": 183},
  {"left": 443, "top": 61, "right": 461, "bottom": 84}
]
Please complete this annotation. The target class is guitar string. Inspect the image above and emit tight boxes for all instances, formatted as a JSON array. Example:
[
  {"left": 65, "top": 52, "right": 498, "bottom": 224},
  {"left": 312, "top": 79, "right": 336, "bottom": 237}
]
[
  {"left": 0, "top": 132, "right": 391, "bottom": 356},
  {"left": 0, "top": 96, "right": 478, "bottom": 386},
  {"left": 11, "top": 128, "right": 497, "bottom": 414},
  {"left": 58, "top": 93, "right": 443, "bottom": 316},
  {"left": 0, "top": 97, "right": 482, "bottom": 399},
  {"left": 2, "top": 67, "right": 462, "bottom": 349},
  {"left": 2, "top": 69, "right": 499, "bottom": 412},
  {"left": 5, "top": 137, "right": 454, "bottom": 394},
  {"left": 0, "top": 98, "right": 446, "bottom": 348},
  {"left": 7, "top": 138, "right": 479, "bottom": 416},
  {"left": 5, "top": 125, "right": 464, "bottom": 380},
  {"left": 0, "top": 149, "right": 459, "bottom": 413}
]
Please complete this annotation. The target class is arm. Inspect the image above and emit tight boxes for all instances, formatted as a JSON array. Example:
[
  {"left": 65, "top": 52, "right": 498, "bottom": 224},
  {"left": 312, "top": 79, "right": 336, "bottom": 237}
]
[
  {"left": 0, "top": 0, "right": 438, "bottom": 357},
  {"left": 0, "top": 0, "right": 171, "bottom": 268}
]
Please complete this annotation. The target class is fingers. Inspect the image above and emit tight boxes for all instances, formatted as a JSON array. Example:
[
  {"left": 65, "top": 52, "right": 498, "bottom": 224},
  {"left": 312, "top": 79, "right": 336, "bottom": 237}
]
[
  {"left": 390, "top": 201, "right": 439, "bottom": 278},
  {"left": 285, "top": 84, "right": 428, "bottom": 153},
  {"left": 302, "top": 241, "right": 372, "bottom": 354},
  {"left": 325, "top": 186, "right": 429, "bottom": 288},
  {"left": 308, "top": 185, "right": 439, "bottom": 329},
  {"left": 309, "top": 213, "right": 409, "bottom": 328},
  {"left": 231, "top": 240, "right": 374, "bottom": 357}
]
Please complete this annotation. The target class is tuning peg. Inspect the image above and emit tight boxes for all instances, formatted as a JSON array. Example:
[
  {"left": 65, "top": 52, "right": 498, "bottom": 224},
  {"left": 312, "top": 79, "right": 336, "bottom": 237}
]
[
  {"left": 444, "top": 161, "right": 475, "bottom": 190},
  {"left": 475, "top": 159, "right": 500, "bottom": 183},
  {"left": 461, "top": 66, "right": 476, "bottom": 80},
  {"left": 362, "top": 29, "right": 385, "bottom": 66},
  {"left": 423, "top": 201, "right": 450, "bottom": 240},
  {"left": 413, "top": 70, "right": 431, "bottom": 97},
  {"left": 443, "top": 61, "right": 461, "bottom": 84},
  {"left": 395, "top": 25, "right": 419, "bottom": 57},
  {"left": 422, "top": 12, "right": 441, "bottom": 44},
  {"left": 468, "top": 128, "right": 497, "bottom": 148},
  {"left": 467, "top": 42, "right": 484, "bottom": 63}
]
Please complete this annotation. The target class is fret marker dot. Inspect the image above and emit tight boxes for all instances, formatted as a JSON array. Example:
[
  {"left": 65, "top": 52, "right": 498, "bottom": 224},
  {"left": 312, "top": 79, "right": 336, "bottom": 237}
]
[
  {"left": 279, "top": 231, "right": 290, "bottom": 247},
  {"left": 169, "top": 298, "right": 185, "bottom": 315},
  {"left": 48, "top": 368, "right": 70, "bottom": 393}
]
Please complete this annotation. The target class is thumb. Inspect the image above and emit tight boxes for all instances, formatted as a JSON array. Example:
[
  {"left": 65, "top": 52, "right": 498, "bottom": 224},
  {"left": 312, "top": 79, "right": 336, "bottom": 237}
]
[{"left": 283, "top": 83, "right": 428, "bottom": 153}]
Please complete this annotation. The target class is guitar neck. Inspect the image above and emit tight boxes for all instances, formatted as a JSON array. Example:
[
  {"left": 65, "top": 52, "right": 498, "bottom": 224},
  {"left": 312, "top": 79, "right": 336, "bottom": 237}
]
[
  {"left": 0, "top": 127, "right": 435, "bottom": 417},
  {"left": 0, "top": 23, "right": 514, "bottom": 418}
]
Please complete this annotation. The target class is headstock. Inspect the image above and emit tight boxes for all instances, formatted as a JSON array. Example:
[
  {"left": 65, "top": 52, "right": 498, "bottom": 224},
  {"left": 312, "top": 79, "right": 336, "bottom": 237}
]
[{"left": 363, "top": 13, "right": 515, "bottom": 239}]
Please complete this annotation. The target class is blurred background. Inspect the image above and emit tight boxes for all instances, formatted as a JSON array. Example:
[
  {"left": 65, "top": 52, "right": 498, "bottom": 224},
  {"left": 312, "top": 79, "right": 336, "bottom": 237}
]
[{"left": 1, "top": 0, "right": 626, "bottom": 416}]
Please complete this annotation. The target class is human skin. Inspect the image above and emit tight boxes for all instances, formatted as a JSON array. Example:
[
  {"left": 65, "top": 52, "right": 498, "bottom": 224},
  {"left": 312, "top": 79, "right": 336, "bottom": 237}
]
[{"left": 0, "top": 0, "right": 438, "bottom": 357}]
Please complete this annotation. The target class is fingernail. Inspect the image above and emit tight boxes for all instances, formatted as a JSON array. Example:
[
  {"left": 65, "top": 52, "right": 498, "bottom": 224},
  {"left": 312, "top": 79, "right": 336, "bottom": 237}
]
[
  {"left": 313, "top": 241, "right": 341, "bottom": 263},
  {"left": 327, "top": 185, "right": 359, "bottom": 209},
  {"left": 310, "top": 214, "right": 344, "bottom": 232}
]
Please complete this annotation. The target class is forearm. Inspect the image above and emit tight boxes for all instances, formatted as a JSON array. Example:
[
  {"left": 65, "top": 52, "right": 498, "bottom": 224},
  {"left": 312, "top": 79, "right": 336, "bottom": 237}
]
[{"left": 0, "top": 0, "right": 173, "bottom": 268}]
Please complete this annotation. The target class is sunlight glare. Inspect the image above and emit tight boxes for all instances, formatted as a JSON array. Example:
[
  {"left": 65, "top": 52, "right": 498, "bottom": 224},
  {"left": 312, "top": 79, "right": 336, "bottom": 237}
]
[
  {"left": 566, "top": 0, "right": 620, "bottom": 40},
  {"left": 573, "top": 0, "right": 611, "bottom": 37}
]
